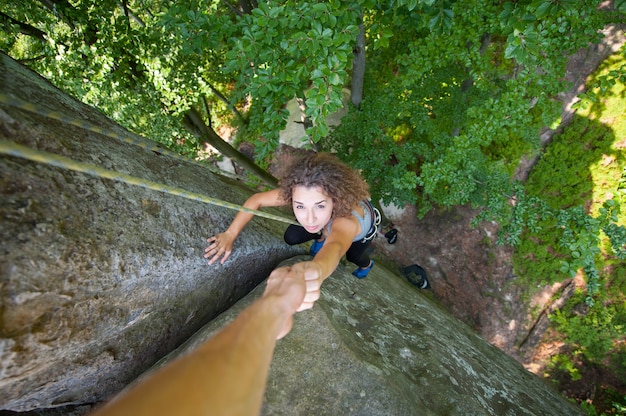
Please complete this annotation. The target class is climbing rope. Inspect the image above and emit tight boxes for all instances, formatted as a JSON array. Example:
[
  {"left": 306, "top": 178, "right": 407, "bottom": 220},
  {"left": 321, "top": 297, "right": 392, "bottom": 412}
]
[
  {"left": 0, "top": 93, "right": 243, "bottom": 180},
  {"left": 0, "top": 95, "right": 297, "bottom": 225},
  {"left": 0, "top": 93, "right": 175, "bottom": 154},
  {"left": 0, "top": 140, "right": 297, "bottom": 225}
]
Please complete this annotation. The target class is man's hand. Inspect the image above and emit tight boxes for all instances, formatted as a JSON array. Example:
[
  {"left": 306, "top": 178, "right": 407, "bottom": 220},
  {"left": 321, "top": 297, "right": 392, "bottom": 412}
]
[{"left": 264, "top": 261, "right": 323, "bottom": 339}]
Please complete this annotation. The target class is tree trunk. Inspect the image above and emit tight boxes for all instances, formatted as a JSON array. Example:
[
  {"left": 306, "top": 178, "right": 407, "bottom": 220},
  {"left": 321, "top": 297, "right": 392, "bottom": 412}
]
[
  {"left": 207, "top": 83, "right": 245, "bottom": 123},
  {"left": 36, "top": 0, "right": 77, "bottom": 29},
  {"left": 183, "top": 106, "right": 278, "bottom": 188},
  {"left": 350, "top": 18, "right": 366, "bottom": 108},
  {"left": 0, "top": 12, "right": 47, "bottom": 42},
  {"left": 237, "top": 0, "right": 258, "bottom": 15}
]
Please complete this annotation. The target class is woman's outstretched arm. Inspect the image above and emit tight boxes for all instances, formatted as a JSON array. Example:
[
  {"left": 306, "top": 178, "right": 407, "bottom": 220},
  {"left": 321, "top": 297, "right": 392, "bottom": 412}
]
[{"left": 284, "top": 217, "right": 361, "bottom": 310}]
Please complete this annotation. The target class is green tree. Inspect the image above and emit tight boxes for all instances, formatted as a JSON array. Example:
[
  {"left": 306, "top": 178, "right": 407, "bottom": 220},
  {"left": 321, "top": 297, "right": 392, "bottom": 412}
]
[{"left": 2, "top": 0, "right": 625, "bottom": 290}]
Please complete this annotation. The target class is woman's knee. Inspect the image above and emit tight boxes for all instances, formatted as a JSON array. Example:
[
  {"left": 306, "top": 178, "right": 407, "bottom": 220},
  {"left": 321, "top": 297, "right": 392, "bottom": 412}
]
[
  {"left": 346, "top": 241, "right": 371, "bottom": 267},
  {"left": 346, "top": 251, "right": 369, "bottom": 268},
  {"left": 283, "top": 232, "right": 300, "bottom": 245},
  {"left": 284, "top": 225, "right": 317, "bottom": 245}
]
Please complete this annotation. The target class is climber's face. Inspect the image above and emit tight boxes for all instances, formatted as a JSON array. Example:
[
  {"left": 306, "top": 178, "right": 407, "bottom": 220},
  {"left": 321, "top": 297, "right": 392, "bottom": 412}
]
[{"left": 292, "top": 186, "right": 334, "bottom": 234}]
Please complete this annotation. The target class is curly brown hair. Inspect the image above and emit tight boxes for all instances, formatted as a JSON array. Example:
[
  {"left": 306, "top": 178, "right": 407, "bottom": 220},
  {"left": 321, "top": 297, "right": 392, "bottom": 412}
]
[{"left": 278, "top": 152, "right": 370, "bottom": 218}]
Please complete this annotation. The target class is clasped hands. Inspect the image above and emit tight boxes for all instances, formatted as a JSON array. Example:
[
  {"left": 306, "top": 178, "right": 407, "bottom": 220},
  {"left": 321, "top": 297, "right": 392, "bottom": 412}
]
[
  {"left": 266, "top": 261, "right": 323, "bottom": 311},
  {"left": 205, "top": 234, "right": 324, "bottom": 334}
]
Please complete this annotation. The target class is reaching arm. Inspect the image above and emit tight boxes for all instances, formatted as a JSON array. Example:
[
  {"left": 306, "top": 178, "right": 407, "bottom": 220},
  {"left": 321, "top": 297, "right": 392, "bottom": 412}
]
[
  {"left": 205, "top": 189, "right": 284, "bottom": 264},
  {"left": 90, "top": 266, "right": 306, "bottom": 416},
  {"left": 285, "top": 217, "right": 361, "bottom": 310},
  {"left": 311, "top": 217, "right": 360, "bottom": 280}
]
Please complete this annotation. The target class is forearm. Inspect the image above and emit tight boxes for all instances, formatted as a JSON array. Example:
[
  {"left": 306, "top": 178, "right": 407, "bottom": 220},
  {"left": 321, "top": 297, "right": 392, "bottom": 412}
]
[
  {"left": 310, "top": 219, "right": 359, "bottom": 282},
  {"left": 192, "top": 297, "right": 287, "bottom": 414},
  {"left": 224, "top": 197, "right": 261, "bottom": 236},
  {"left": 312, "top": 241, "right": 345, "bottom": 281},
  {"left": 226, "top": 190, "right": 280, "bottom": 236},
  {"left": 91, "top": 296, "right": 289, "bottom": 416},
  {"left": 225, "top": 210, "right": 255, "bottom": 237}
]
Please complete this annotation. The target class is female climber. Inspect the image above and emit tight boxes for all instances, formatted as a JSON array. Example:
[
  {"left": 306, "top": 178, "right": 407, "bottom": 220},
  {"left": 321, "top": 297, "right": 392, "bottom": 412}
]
[{"left": 204, "top": 152, "right": 380, "bottom": 308}]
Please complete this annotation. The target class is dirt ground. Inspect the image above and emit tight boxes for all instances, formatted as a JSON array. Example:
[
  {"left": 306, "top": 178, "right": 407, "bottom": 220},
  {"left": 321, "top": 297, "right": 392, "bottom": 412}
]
[{"left": 371, "top": 204, "right": 534, "bottom": 360}]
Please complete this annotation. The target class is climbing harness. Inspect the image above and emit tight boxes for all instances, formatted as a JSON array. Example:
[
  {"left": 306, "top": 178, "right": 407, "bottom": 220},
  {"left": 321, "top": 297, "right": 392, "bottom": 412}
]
[
  {"left": 361, "top": 200, "right": 382, "bottom": 242},
  {"left": 0, "top": 93, "right": 298, "bottom": 225},
  {"left": 361, "top": 201, "right": 398, "bottom": 244}
]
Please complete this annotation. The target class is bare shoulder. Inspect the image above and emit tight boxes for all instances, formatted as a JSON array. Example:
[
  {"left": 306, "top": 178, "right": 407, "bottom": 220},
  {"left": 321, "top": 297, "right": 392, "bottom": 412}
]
[{"left": 328, "top": 215, "right": 361, "bottom": 240}]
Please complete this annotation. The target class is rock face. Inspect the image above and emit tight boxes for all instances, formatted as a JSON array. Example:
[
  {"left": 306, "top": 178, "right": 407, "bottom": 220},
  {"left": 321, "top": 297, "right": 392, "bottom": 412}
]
[
  {"left": 0, "top": 54, "right": 584, "bottom": 415},
  {"left": 157, "top": 256, "right": 584, "bottom": 416},
  {"left": 0, "top": 54, "right": 301, "bottom": 412}
]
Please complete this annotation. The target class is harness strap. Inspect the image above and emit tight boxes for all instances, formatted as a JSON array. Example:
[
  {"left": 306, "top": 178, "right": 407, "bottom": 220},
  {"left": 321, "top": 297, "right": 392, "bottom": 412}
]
[{"left": 361, "top": 200, "right": 382, "bottom": 242}]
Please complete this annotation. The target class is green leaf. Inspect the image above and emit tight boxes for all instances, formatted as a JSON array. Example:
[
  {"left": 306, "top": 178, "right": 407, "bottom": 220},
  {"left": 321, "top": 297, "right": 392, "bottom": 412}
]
[
  {"left": 535, "top": 1, "right": 553, "bottom": 19},
  {"left": 311, "top": 69, "right": 324, "bottom": 79},
  {"left": 428, "top": 8, "right": 454, "bottom": 34},
  {"left": 328, "top": 72, "right": 342, "bottom": 85},
  {"left": 268, "top": 5, "right": 283, "bottom": 19},
  {"left": 257, "top": 15, "right": 269, "bottom": 27},
  {"left": 317, "top": 120, "right": 329, "bottom": 137},
  {"left": 312, "top": 3, "right": 328, "bottom": 14}
]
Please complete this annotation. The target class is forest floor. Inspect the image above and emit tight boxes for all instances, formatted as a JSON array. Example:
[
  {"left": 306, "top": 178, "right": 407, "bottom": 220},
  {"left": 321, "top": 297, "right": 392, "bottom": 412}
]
[{"left": 370, "top": 23, "right": 626, "bottom": 413}]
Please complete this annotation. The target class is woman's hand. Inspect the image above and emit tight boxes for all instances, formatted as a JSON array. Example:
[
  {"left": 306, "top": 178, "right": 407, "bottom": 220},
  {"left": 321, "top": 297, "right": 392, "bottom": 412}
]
[
  {"left": 204, "top": 231, "right": 236, "bottom": 265},
  {"left": 295, "top": 261, "right": 325, "bottom": 311}
]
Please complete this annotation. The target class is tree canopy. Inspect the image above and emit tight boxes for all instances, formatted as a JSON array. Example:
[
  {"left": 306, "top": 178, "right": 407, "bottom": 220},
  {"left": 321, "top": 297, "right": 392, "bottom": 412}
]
[
  {"left": 3, "top": 0, "right": 625, "bottom": 285},
  {"left": 1, "top": 1, "right": 621, "bottom": 191}
]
